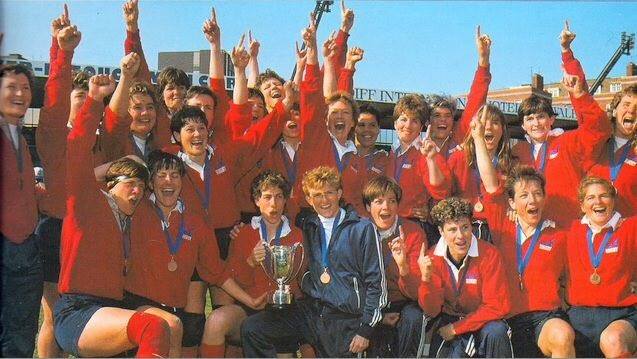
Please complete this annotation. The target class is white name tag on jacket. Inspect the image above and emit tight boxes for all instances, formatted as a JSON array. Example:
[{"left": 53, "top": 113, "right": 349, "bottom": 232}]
[
  {"left": 625, "top": 159, "right": 636, "bottom": 166},
  {"left": 402, "top": 163, "right": 412, "bottom": 169},
  {"left": 215, "top": 166, "right": 227, "bottom": 175},
  {"left": 605, "top": 246, "right": 618, "bottom": 254},
  {"left": 539, "top": 243, "right": 553, "bottom": 251},
  {"left": 465, "top": 278, "right": 477, "bottom": 285}
]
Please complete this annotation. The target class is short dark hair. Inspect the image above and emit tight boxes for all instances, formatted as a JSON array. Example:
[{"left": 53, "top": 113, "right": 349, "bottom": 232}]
[
  {"left": 358, "top": 103, "right": 381, "bottom": 124},
  {"left": 518, "top": 95, "right": 555, "bottom": 123},
  {"left": 157, "top": 67, "right": 190, "bottom": 95},
  {"left": 0, "top": 64, "right": 34, "bottom": 90},
  {"left": 505, "top": 165, "right": 546, "bottom": 200},
  {"left": 105, "top": 157, "right": 149, "bottom": 189},
  {"left": 427, "top": 94, "right": 457, "bottom": 119},
  {"left": 170, "top": 106, "right": 208, "bottom": 141},
  {"left": 186, "top": 85, "right": 217, "bottom": 109},
  {"left": 251, "top": 170, "right": 291, "bottom": 201},
  {"left": 249, "top": 88, "right": 266, "bottom": 107},
  {"left": 256, "top": 69, "right": 285, "bottom": 89},
  {"left": 147, "top": 150, "right": 186, "bottom": 181},
  {"left": 362, "top": 175, "right": 402, "bottom": 207},
  {"left": 431, "top": 197, "right": 473, "bottom": 227}
]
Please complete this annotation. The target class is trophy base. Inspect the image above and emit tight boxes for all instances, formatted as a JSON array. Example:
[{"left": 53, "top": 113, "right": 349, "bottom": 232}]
[
  {"left": 266, "top": 302, "right": 294, "bottom": 311},
  {"left": 267, "top": 290, "right": 294, "bottom": 310}
]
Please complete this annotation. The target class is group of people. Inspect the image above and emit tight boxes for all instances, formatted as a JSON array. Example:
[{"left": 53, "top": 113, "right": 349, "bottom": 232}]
[{"left": 0, "top": 1, "right": 635, "bottom": 358}]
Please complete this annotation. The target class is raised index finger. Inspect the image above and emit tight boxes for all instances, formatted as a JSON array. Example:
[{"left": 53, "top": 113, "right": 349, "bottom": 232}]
[
  {"left": 399, "top": 224, "right": 405, "bottom": 240},
  {"left": 564, "top": 19, "right": 570, "bottom": 32},
  {"left": 341, "top": 0, "right": 346, "bottom": 14},
  {"left": 476, "top": 25, "right": 481, "bottom": 39},
  {"left": 237, "top": 33, "right": 245, "bottom": 49},
  {"left": 63, "top": 3, "right": 69, "bottom": 21},
  {"left": 211, "top": 7, "right": 217, "bottom": 23}
]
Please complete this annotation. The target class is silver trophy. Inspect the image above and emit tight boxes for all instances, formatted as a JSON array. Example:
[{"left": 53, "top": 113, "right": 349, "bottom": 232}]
[{"left": 261, "top": 243, "right": 304, "bottom": 309}]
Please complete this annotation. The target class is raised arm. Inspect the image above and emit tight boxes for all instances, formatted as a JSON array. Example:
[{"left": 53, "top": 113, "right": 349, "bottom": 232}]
[
  {"left": 247, "top": 30, "right": 260, "bottom": 89},
  {"left": 454, "top": 26, "right": 492, "bottom": 143},
  {"left": 49, "top": 4, "right": 70, "bottom": 62},
  {"left": 559, "top": 20, "right": 586, "bottom": 87},
  {"left": 123, "top": 0, "right": 151, "bottom": 83},
  {"left": 471, "top": 108, "right": 500, "bottom": 193},
  {"left": 107, "top": 52, "right": 141, "bottom": 121},
  {"left": 335, "top": 0, "right": 353, "bottom": 71},
  {"left": 293, "top": 41, "right": 307, "bottom": 88},
  {"left": 203, "top": 8, "right": 231, "bottom": 132},
  {"left": 232, "top": 34, "right": 250, "bottom": 106},
  {"left": 322, "top": 32, "right": 339, "bottom": 98},
  {"left": 420, "top": 139, "right": 452, "bottom": 199},
  {"left": 338, "top": 46, "right": 363, "bottom": 94}
]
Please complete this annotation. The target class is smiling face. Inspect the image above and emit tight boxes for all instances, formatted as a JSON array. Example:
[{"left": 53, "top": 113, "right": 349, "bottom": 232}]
[
  {"left": 356, "top": 112, "right": 380, "bottom": 149},
  {"left": 366, "top": 191, "right": 399, "bottom": 231},
  {"left": 258, "top": 78, "right": 284, "bottom": 109},
  {"left": 508, "top": 179, "right": 546, "bottom": 228},
  {"left": 522, "top": 112, "right": 555, "bottom": 143},
  {"left": 175, "top": 119, "right": 209, "bottom": 159},
  {"left": 110, "top": 178, "right": 146, "bottom": 216},
  {"left": 430, "top": 107, "right": 454, "bottom": 141},
  {"left": 580, "top": 183, "right": 615, "bottom": 228},
  {"left": 283, "top": 109, "right": 301, "bottom": 140},
  {"left": 305, "top": 183, "right": 342, "bottom": 219},
  {"left": 151, "top": 166, "right": 182, "bottom": 211},
  {"left": 163, "top": 83, "right": 186, "bottom": 113},
  {"left": 483, "top": 115, "right": 504, "bottom": 152},
  {"left": 186, "top": 94, "right": 215, "bottom": 129},
  {"left": 255, "top": 186, "right": 286, "bottom": 225},
  {"left": 440, "top": 216, "right": 473, "bottom": 261},
  {"left": 129, "top": 93, "right": 157, "bottom": 137},
  {"left": 0, "top": 72, "right": 32, "bottom": 122},
  {"left": 327, "top": 99, "right": 355, "bottom": 144},
  {"left": 394, "top": 112, "right": 423, "bottom": 145},
  {"left": 613, "top": 93, "right": 637, "bottom": 139}
]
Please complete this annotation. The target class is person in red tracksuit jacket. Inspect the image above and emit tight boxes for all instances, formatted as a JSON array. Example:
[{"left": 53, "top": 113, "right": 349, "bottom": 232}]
[
  {"left": 54, "top": 74, "right": 171, "bottom": 358},
  {"left": 476, "top": 148, "right": 575, "bottom": 355},
  {"left": 125, "top": 151, "right": 265, "bottom": 358},
  {"left": 200, "top": 170, "right": 303, "bottom": 357},
  {"left": 34, "top": 16, "right": 84, "bottom": 357},
  {"left": 417, "top": 197, "right": 512, "bottom": 358},
  {"left": 362, "top": 176, "right": 427, "bottom": 357},
  {"left": 511, "top": 22, "right": 611, "bottom": 230},
  {"left": 355, "top": 104, "right": 388, "bottom": 182},
  {"left": 564, "top": 177, "right": 637, "bottom": 358}
]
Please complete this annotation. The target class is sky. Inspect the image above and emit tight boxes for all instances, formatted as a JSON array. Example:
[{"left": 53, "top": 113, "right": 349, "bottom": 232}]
[{"left": 1, "top": 0, "right": 636, "bottom": 96}]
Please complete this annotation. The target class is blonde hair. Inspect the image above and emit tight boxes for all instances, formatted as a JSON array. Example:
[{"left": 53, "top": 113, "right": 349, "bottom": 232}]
[
  {"left": 301, "top": 166, "right": 342, "bottom": 197},
  {"left": 577, "top": 176, "right": 617, "bottom": 204}
]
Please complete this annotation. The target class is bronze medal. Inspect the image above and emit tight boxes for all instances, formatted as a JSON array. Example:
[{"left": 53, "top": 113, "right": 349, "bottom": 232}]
[
  {"left": 590, "top": 271, "right": 601, "bottom": 285},
  {"left": 320, "top": 269, "right": 331, "bottom": 284},
  {"left": 518, "top": 274, "right": 524, "bottom": 291},
  {"left": 168, "top": 258, "right": 178, "bottom": 272},
  {"left": 473, "top": 201, "right": 484, "bottom": 213}
]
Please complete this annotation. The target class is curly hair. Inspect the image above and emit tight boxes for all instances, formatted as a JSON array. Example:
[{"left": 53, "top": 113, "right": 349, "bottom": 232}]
[
  {"left": 430, "top": 197, "right": 473, "bottom": 227},
  {"left": 72, "top": 71, "right": 90, "bottom": 91},
  {"left": 394, "top": 93, "right": 430, "bottom": 126},
  {"left": 129, "top": 81, "right": 158, "bottom": 104},
  {"left": 251, "top": 170, "right": 291, "bottom": 201},
  {"left": 255, "top": 69, "right": 285, "bottom": 89},
  {"left": 301, "top": 166, "right": 342, "bottom": 197}
]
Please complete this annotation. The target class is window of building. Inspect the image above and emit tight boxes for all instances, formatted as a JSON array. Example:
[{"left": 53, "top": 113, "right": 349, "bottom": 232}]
[
  {"left": 548, "top": 87, "right": 560, "bottom": 97},
  {"left": 610, "top": 83, "right": 623, "bottom": 93}
]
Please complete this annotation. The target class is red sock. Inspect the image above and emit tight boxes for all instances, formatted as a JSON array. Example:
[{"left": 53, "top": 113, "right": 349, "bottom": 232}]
[
  {"left": 199, "top": 343, "right": 225, "bottom": 358},
  {"left": 126, "top": 312, "right": 170, "bottom": 358},
  {"left": 616, "top": 352, "right": 634, "bottom": 358}
]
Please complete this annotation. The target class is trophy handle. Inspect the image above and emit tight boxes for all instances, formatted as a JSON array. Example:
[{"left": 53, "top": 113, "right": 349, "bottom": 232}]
[
  {"left": 259, "top": 244, "right": 278, "bottom": 284},
  {"left": 284, "top": 242, "right": 305, "bottom": 285}
]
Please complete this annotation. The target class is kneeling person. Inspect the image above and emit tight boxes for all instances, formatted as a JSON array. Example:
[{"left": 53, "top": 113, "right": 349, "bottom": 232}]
[
  {"left": 418, "top": 197, "right": 512, "bottom": 358},
  {"left": 241, "top": 166, "right": 387, "bottom": 357},
  {"left": 200, "top": 170, "right": 303, "bottom": 357}
]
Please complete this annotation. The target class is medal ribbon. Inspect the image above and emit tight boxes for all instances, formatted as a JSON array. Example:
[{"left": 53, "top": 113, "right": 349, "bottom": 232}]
[
  {"left": 153, "top": 204, "right": 187, "bottom": 256},
  {"left": 280, "top": 142, "right": 298, "bottom": 184},
  {"left": 319, "top": 210, "right": 342, "bottom": 270},
  {"left": 609, "top": 141, "right": 631, "bottom": 183},
  {"left": 586, "top": 228, "right": 614, "bottom": 270},
  {"left": 332, "top": 142, "right": 352, "bottom": 174},
  {"left": 533, "top": 142, "right": 548, "bottom": 174},
  {"left": 394, "top": 150, "right": 408, "bottom": 182},
  {"left": 187, "top": 152, "right": 212, "bottom": 211},
  {"left": 445, "top": 257, "right": 471, "bottom": 298},
  {"left": 471, "top": 156, "right": 499, "bottom": 202},
  {"left": 515, "top": 221, "right": 544, "bottom": 278},
  {"left": 120, "top": 215, "right": 131, "bottom": 260},
  {"left": 259, "top": 218, "right": 284, "bottom": 246}
]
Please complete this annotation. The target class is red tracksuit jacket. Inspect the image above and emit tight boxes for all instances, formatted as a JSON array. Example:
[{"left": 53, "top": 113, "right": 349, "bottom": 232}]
[
  {"left": 482, "top": 191, "right": 567, "bottom": 317},
  {"left": 418, "top": 238, "right": 511, "bottom": 335},
  {"left": 126, "top": 198, "right": 229, "bottom": 308}
]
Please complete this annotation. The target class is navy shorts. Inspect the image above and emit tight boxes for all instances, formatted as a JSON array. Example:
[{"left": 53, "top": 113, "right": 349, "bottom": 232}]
[
  {"left": 214, "top": 226, "right": 234, "bottom": 260},
  {"left": 36, "top": 215, "right": 62, "bottom": 283},
  {"left": 568, "top": 305, "right": 637, "bottom": 357},
  {"left": 507, "top": 309, "right": 569, "bottom": 357},
  {"left": 123, "top": 291, "right": 205, "bottom": 347},
  {"left": 53, "top": 294, "right": 123, "bottom": 357}
]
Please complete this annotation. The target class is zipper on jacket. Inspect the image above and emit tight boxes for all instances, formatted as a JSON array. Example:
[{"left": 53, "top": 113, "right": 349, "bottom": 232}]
[{"left": 353, "top": 277, "right": 361, "bottom": 309}]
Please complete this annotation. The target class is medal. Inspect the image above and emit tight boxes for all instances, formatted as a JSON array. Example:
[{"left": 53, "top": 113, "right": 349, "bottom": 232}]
[
  {"left": 320, "top": 268, "right": 331, "bottom": 284},
  {"left": 168, "top": 257, "right": 178, "bottom": 272},
  {"left": 518, "top": 274, "right": 524, "bottom": 291},
  {"left": 590, "top": 270, "right": 601, "bottom": 285},
  {"left": 473, "top": 201, "right": 484, "bottom": 213}
]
